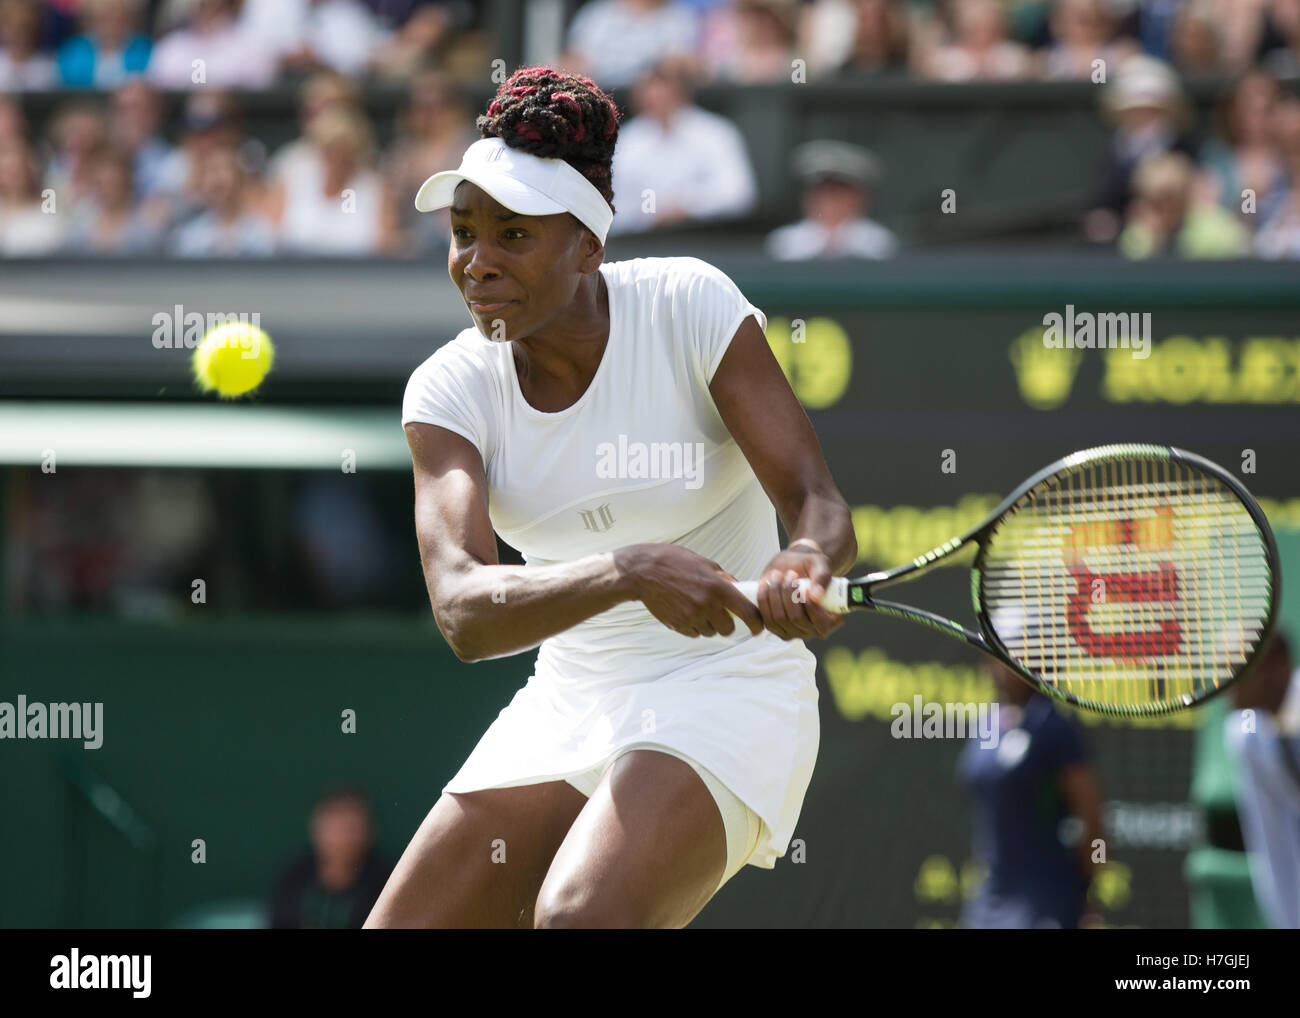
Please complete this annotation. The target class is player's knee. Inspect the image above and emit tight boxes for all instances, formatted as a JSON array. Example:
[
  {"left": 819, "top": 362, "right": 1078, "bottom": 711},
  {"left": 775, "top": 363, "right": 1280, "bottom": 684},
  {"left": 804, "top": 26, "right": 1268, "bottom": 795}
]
[{"left": 533, "top": 882, "right": 640, "bottom": 929}]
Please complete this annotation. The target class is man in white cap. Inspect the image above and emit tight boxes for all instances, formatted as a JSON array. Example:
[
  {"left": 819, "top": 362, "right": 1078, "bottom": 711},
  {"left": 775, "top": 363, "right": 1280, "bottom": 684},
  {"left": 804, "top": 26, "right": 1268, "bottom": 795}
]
[
  {"left": 765, "top": 139, "right": 898, "bottom": 260},
  {"left": 1082, "top": 55, "right": 1197, "bottom": 245}
]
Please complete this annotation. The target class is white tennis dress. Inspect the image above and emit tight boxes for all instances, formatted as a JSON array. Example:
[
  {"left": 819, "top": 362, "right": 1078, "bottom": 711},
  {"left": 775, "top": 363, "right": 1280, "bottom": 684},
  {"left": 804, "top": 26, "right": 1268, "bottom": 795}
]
[{"left": 401, "top": 255, "right": 820, "bottom": 869}]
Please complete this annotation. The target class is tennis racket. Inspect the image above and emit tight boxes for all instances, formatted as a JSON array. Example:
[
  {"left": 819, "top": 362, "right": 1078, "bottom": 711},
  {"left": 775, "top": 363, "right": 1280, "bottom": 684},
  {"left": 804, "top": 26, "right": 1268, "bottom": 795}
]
[{"left": 734, "top": 444, "right": 1280, "bottom": 717}]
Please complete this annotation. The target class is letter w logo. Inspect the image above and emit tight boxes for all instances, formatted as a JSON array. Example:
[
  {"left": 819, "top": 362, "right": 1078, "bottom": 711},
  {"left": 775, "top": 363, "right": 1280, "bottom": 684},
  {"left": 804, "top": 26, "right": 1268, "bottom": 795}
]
[
  {"left": 1067, "top": 563, "right": 1181, "bottom": 657},
  {"left": 579, "top": 504, "right": 615, "bottom": 532}
]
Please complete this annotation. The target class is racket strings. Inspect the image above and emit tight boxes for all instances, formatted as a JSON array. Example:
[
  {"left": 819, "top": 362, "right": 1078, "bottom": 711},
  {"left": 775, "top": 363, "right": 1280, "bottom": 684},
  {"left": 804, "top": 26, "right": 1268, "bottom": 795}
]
[{"left": 980, "top": 455, "right": 1273, "bottom": 714}]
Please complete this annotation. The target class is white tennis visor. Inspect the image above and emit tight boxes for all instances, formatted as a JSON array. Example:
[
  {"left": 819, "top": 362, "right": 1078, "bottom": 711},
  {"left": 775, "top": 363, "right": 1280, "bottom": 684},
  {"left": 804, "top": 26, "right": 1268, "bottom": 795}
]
[{"left": 414, "top": 136, "right": 613, "bottom": 245}]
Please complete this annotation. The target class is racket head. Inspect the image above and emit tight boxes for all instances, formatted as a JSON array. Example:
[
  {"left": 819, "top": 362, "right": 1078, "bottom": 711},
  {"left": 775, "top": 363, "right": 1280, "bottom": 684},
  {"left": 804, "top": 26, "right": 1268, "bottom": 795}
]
[{"left": 971, "top": 444, "right": 1280, "bottom": 717}]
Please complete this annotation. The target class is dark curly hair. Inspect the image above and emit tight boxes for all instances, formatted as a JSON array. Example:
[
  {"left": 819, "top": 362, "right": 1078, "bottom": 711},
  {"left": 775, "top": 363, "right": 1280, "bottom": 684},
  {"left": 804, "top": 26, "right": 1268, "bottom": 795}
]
[{"left": 475, "top": 65, "right": 622, "bottom": 215}]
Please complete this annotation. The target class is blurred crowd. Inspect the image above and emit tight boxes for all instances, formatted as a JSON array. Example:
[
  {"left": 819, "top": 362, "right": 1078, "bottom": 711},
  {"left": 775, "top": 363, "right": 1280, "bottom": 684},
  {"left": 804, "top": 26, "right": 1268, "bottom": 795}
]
[
  {"left": 0, "top": 0, "right": 1299, "bottom": 258},
  {"left": 557, "top": 0, "right": 1300, "bottom": 85},
  {"left": 2, "top": 466, "right": 420, "bottom": 615}
]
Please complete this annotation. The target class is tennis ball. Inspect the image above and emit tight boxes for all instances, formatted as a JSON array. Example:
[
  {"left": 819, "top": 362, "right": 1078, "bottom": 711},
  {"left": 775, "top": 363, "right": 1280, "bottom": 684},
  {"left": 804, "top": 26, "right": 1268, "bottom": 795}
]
[{"left": 193, "top": 322, "right": 274, "bottom": 398}]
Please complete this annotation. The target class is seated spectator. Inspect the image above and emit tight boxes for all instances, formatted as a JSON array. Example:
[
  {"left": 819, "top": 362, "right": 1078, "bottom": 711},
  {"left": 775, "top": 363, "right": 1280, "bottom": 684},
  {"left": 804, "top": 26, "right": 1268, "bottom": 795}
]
[
  {"left": 806, "top": 0, "right": 909, "bottom": 76},
  {"left": 609, "top": 57, "right": 758, "bottom": 234},
  {"left": 0, "top": 0, "right": 57, "bottom": 89},
  {"left": 700, "top": 0, "right": 799, "bottom": 83},
  {"left": 148, "top": 91, "right": 246, "bottom": 231},
  {"left": 383, "top": 67, "right": 476, "bottom": 253},
  {"left": 367, "top": 0, "right": 475, "bottom": 81},
  {"left": 1259, "top": 0, "right": 1300, "bottom": 78},
  {"left": 261, "top": 0, "right": 385, "bottom": 78},
  {"left": 62, "top": 144, "right": 162, "bottom": 254},
  {"left": 108, "top": 79, "right": 173, "bottom": 199},
  {"left": 1198, "top": 69, "right": 1287, "bottom": 225},
  {"left": 44, "top": 102, "right": 109, "bottom": 219},
  {"left": 561, "top": 0, "right": 700, "bottom": 89},
  {"left": 56, "top": 0, "right": 152, "bottom": 88},
  {"left": 1038, "top": 0, "right": 1136, "bottom": 80},
  {"left": 1167, "top": 0, "right": 1229, "bottom": 74},
  {"left": 1082, "top": 55, "right": 1197, "bottom": 245},
  {"left": 0, "top": 93, "right": 26, "bottom": 145},
  {"left": 1119, "top": 151, "right": 1250, "bottom": 259},
  {"left": 148, "top": 0, "right": 276, "bottom": 89},
  {"left": 1256, "top": 98, "right": 1300, "bottom": 258},
  {"left": 168, "top": 143, "right": 276, "bottom": 256},
  {"left": 921, "top": 0, "right": 1033, "bottom": 81},
  {"left": 766, "top": 139, "right": 898, "bottom": 259},
  {"left": 0, "top": 137, "right": 67, "bottom": 255},
  {"left": 269, "top": 787, "right": 393, "bottom": 929},
  {"left": 271, "top": 106, "right": 399, "bottom": 254},
  {"left": 267, "top": 70, "right": 362, "bottom": 194}
]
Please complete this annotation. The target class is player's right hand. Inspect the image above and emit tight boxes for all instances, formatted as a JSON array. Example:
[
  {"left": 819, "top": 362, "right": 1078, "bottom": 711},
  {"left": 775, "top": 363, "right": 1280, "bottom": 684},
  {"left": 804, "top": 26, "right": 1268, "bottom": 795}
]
[{"left": 614, "top": 544, "right": 764, "bottom": 639}]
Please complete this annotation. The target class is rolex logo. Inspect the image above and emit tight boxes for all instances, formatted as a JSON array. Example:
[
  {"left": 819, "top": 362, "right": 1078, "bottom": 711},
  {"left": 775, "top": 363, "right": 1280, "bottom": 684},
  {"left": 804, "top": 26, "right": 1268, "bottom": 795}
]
[{"left": 579, "top": 504, "right": 615, "bottom": 532}]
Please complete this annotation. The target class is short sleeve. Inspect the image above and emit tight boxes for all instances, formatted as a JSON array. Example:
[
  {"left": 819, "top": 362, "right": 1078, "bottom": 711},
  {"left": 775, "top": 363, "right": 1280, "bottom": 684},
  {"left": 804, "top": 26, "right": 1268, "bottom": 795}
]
[
  {"left": 401, "top": 341, "right": 495, "bottom": 463},
  {"left": 674, "top": 257, "right": 768, "bottom": 385}
]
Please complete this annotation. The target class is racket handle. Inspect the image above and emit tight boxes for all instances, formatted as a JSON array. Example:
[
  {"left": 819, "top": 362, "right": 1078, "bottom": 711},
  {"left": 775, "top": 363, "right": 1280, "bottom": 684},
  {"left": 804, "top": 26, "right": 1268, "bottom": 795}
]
[{"left": 732, "top": 576, "right": 851, "bottom": 615}]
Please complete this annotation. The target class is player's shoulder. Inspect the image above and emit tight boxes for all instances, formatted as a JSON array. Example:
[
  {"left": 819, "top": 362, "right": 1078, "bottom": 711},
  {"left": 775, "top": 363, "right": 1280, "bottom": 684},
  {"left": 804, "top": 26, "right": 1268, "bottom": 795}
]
[
  {"left": 404, "top": 327, "right": 501, "bottom": 398},
  {"left": 605, "top": 254, "right": 734, "bottom": 296}
]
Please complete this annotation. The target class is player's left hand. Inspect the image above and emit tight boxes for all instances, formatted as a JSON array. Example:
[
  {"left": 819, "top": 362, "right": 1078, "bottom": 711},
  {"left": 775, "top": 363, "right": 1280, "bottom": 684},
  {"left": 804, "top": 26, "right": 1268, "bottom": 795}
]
[{"left": 755, "top": 546, "right": 846, "bottom": 642}]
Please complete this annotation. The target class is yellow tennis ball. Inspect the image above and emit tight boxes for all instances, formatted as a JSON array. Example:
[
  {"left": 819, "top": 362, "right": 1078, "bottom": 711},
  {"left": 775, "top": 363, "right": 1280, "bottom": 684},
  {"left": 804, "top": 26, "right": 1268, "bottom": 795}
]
[{"left": 193, "top": 323, "right": 274, "bottom": 398}]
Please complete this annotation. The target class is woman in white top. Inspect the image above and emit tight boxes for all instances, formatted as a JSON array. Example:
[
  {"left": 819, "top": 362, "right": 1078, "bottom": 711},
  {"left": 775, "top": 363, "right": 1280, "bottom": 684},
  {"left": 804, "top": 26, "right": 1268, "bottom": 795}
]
[{"left": 366, "top": 66, "right": 855, "bottom": 929}]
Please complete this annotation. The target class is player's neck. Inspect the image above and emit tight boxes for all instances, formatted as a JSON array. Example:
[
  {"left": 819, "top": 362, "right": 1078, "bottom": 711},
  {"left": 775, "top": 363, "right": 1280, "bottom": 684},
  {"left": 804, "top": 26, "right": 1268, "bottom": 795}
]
[{"left": 512, "top": 272, "right": 609, "bottom": 392}]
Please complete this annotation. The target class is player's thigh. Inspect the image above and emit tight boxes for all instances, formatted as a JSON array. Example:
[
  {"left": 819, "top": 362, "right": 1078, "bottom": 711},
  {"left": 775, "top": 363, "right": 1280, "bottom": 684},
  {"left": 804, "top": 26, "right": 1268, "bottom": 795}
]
[
  {"left": 534, "top": 749, "right": 728, "bottom": 929},
  {"left": 364, "top": 779, "right": 587, "bottom": 929}
]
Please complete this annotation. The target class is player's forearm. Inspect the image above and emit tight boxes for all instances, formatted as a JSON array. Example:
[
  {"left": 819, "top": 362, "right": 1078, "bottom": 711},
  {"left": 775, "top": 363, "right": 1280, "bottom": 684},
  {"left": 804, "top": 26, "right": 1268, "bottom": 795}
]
[
  {"left": 437, "top": 552, "right": 634, "bottom": 662},
  {"left": 787, "top": 491, "right": 858, "bottom": 576}
]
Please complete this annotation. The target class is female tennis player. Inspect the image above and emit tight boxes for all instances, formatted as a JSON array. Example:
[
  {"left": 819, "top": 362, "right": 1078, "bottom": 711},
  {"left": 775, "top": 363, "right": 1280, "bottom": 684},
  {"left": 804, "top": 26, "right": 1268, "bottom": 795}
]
[{"left": 365, "top": 66, "right": 857, "bottom": 929}]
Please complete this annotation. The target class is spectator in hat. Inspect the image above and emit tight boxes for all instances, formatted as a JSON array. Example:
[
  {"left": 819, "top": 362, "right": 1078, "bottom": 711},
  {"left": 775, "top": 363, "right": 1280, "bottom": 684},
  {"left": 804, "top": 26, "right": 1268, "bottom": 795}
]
[
  {"left": 1082, "top": 55, "right": 1197, "bottom": 245},
  {"left": 764, "top": 139, "right": 897, "bottom": 260},
  {"left": 608, "top": 57, "right": 758, "bottom": 235}
]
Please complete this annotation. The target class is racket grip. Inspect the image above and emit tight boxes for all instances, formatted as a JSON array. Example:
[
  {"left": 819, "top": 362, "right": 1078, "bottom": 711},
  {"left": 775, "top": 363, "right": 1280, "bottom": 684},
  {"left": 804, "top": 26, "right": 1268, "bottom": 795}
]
[{"left": 732, "top": 576, "right": 851, "bottom": 615}]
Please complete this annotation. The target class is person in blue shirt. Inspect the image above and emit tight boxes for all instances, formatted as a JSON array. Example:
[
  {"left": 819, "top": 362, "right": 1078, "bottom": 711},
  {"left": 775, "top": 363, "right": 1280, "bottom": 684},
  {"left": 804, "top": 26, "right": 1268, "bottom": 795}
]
[
  {"left": 57, "top": 0, "right": 152, "bottom": 89},
  {"left": 958, "top": 659, "right": 1104, "bottom": 928}
]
